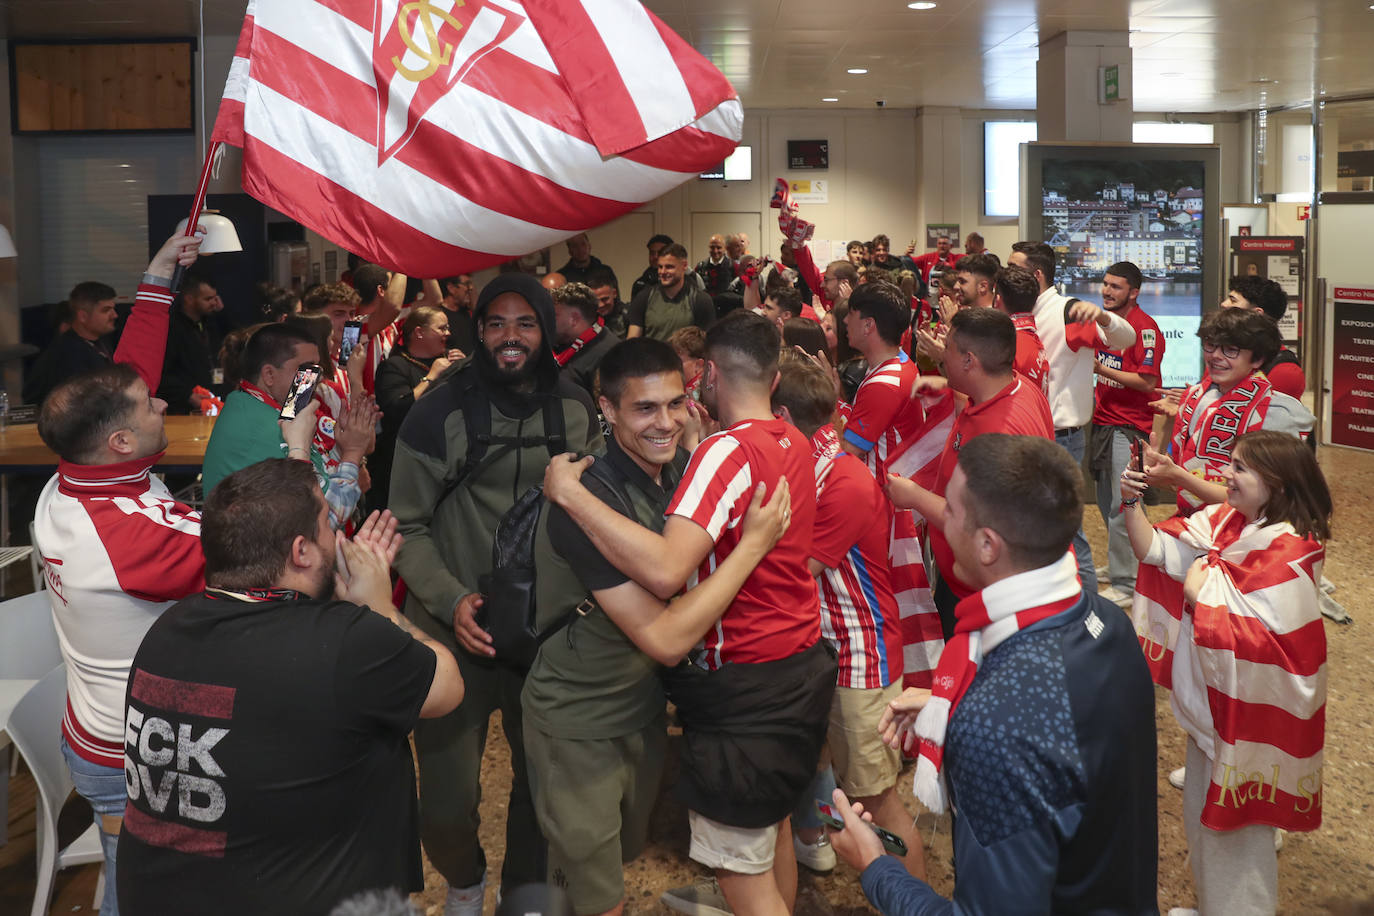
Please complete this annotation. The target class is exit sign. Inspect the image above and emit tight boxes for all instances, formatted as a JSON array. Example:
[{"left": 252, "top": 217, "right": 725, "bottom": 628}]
[{"left": 1100, "top": 65, "right": 1120, "bottom": 104}]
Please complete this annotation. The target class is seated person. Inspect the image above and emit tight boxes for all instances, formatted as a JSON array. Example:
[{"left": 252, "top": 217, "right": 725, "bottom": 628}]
[
  {"left": 118, "top": 460, "right": 464, "bottom": 916},
  {"left": 24, "top": 280, "right": 119, "bottom": 405}
]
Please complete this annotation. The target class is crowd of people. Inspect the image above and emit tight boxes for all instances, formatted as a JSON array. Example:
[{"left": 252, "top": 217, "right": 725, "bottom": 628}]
[{"left": 21, "top": 219, "right": 1332, "bottom": 916}]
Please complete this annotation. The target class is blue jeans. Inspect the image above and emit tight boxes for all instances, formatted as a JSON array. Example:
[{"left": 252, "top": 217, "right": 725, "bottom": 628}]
[
  {"left": 1093, "top": 426, "right": 1140, "bottom": 594},
  {"left": 1055, "top": 426, "right": 1098, "bottom": 593},
  {"left": 60, "top": 738, "right": 122, "bottom": 916},
  {"left": 792, "top": 766, "right": 838, "bottom": 830}
]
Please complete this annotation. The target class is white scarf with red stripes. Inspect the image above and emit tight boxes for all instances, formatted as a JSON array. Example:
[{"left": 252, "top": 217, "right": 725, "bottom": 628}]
[
  {"left": 1173, "top": 373, "right": 1272, "bottom": 513},
  {"left": 911, "top": 552, "right": 1081, "bottom": 814},
  {"left": 1133, "top": 504, "right": 1326, "bottom": 831}
]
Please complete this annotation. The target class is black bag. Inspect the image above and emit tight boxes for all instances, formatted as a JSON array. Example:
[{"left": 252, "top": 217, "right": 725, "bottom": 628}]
[{"left": 477, "top": 459, "right": 631, "bottom": 670}]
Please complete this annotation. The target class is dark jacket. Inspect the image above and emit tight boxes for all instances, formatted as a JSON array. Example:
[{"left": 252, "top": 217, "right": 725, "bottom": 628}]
[
  {"left": 561, "top": 326, "right": 621, "bottom": 400},
  {"left": 557, "top": 255, "right": 616, "bottom": 290},
  {"left": 390, "top": 274, "right": 602, "bottom": 648},
  {"left": 158, "top": 307, "right": 222, "bottom": 413},
  {"left": 371, "top": 346, "right": 434, "bottom": 511},
  {"left": 24, "top": 331, "right": 111, "bottom": 405}
]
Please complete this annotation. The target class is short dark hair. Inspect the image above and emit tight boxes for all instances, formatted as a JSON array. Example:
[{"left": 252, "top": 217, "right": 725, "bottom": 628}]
[
  {"left": 768, "top": 286, "right": 802, "bottom": 318},
  {"left": 965, "top": 232, "right": 984, "bottom": 247},
  {"left": 957, "top": 434, "right": 1083, "bottom": 570},
  {"left": 283, "top": 313, "right": 336, "bottom": 378},
  {"left": 847, "top": 281, "right": 909, "bottom": 346},
  {"left": 647, "top": 234, "right": 674, "bottom": 249},
  {"left": 202, "top": 459, "right": 324, "bottom": 590},
  {"left": 994, "top": 266, "right": 1039, "bottom": 314},
  {"left": 1012, "top": 241, "right": 1056, "bottom": 284},
  {"left": 705, "top": 310, "right": 780, "bottom": 387},
  {"left": 864, "top": 267, "right": 894, "bottom": 286},
  {"left": 37, "top": 363, "right": 142, "bottom": 463},
  {"left": 598, "top": 338, "right": 684, "bottom": 406},
  {"left": 950, "top": 307, "right": 1015, "bottom": 374},
  {"left": 846, "top": 240, "right": 865, "bottom": 252},
  {"left": 1228, "top": 275, "right": 1288, "bottom": 322},
  {"left": 660, "top": 243, "right": 689, "bottom": 262},
  {"left": 351, "top": 263, "right": 389, "bottom": 304},
  {"left": 871, "top": 234, "right": 892, "bottom": 249},
  {"left": 69, "top": 281, "right": 116, "bottom": 311},
  {"left": 1197, "top": 308, "right": 1280, "bottom": 366},
  {"left": 771, "top": 350, "right": 835, "bottom": 438},
  {"left": 956, "top": 253, "right": 1000, "bottom": 284},
  {"left": 1232, "top": 430, "right": 1332, "bottom": 542},
  {"left": 781, "top": 317, "right": 827, "bottom": 358},
  {"left": 1105, "top": 261, "right": 1144, "bottom": 290},
  {"left": 552, "top": 282, "right": 598, "bottom": 323},
  {"left": 179, "top": 270, "right": 215, "bottom": 299},
  {"left": 260, "top": 286, "right": 301, "bottom": 321},
  {"left": 241, "top": 324, "right": 316, "bottom": 384},
  {"left": 585, "top": 267, "right": 619, "bottom": 293}
]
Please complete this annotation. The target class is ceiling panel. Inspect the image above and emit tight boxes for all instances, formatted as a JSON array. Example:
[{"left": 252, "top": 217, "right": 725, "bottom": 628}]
[{"left": 0, "top": 0, "right": 1368, "bottom": 115}]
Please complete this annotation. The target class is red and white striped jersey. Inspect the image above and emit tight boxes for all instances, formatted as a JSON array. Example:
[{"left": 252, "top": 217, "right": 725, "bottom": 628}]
[
  {"left": 842, "top": 353, "right": 926, "bottom": 477},
  {"left": 667, "top": 418, "right": 819, "bottom": 670},
  {"left": 210, "top": 0, "right": 742, "bottom": 278},
  {"left": 810, "top": 439, "right": 903, "bottom": 690},
  {"left": 362, "top": 318, "right": 403, "bottom": 395}
]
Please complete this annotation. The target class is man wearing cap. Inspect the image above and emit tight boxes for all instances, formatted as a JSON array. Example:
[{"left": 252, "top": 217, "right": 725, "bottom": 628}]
[{"left": 390, "top": 274, "right": 603, "bottom": 916}]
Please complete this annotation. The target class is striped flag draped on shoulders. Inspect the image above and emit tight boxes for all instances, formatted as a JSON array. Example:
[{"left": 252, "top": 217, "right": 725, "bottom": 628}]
[{"left": 212, "top": 0, "right": 742, "bottom": 276}]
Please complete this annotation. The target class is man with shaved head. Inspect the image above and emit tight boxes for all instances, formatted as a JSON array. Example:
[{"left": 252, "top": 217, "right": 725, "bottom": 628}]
[{"left": 695, "top": 233, "right": 735, "bottom": 295}]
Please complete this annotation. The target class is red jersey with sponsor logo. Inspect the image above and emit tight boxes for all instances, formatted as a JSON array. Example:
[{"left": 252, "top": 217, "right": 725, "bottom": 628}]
[
  {"left": 929, "top": 377, "right": 1055, "bottom": 597},
  {"left": 667, "top": 418, "right": 820, "bottom": 669},
  {"left": 1012, "top": 313, "right": 1050, "bottom": 398},
  {"left": 1093, "top": 305, "right": 1163, "bottom": 433},
  {"left": 810, "top": 434, "right": 903, "bottom": 689},
  {"left": 842, "top": 353, "right": 927, "bottom": 476}
]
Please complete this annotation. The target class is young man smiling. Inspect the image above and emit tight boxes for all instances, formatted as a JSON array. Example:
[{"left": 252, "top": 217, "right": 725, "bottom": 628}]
[{"left": 525, "top": 338, "right": 789, "bottom": 916}]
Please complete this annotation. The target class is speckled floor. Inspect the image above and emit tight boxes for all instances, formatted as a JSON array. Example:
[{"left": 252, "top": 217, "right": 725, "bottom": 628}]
[{"left": 411, "top": 443, "right": 1374, "bottom": 916}]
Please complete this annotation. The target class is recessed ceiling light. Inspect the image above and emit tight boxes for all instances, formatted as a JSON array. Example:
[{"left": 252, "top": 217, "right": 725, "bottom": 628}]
[
  {"left": 822, "top": 97, "right": 839, "bottom": 102},
  {"left": 908, "top": 1, "right": 937, "bottom": 8},
  {"left": 847, "top": 68, "right": 868, "bottom": 74}
]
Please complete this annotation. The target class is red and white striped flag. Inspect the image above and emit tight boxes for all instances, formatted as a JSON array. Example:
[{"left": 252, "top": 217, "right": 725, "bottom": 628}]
[{"left": 212, "top": 0, "right": 742, "bottom": 276}]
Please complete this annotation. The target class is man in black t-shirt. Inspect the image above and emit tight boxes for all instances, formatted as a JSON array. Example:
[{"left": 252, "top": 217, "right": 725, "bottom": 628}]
[{"left": 118, "top": 459, "right": 464, "bottom": 916}]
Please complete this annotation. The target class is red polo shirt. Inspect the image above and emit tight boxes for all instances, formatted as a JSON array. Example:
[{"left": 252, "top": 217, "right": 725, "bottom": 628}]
[{"left": 927, "top": 376, "right": 1054, "bottom": 597}]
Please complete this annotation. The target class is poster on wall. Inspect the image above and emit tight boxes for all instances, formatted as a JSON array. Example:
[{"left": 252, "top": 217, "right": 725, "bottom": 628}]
[
  {"left": 788, "top": 179, "right": 828, "bottom": 204},
  {"left": 1330, "top": 286, "right": 1374, "bottom": 452},
  {"left": 1038, "top": 156, "right": 1206, "bottom": 388},
  {"left": 925, "top": 224, "right": 960, "bottom": 249}
]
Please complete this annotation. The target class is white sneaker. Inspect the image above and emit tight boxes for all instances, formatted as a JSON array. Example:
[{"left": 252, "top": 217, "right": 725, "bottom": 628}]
[
  {"left": 1275, "top": 828, "right": 1285, "bottom": 852},
  {"left": 444, "top": 873, "right": 486, "bottom": 916},
  {"left": 1098, "top": 585, "right": 1134, "bottom": 608},
  {"left": 794, "top": 831, "right": 837, "bottom": 873},
  {"left": 1094, "top": 565, "right": 1108, "bottom": 581},
  {"left": 1167, "top": 908, "right": 1199, "bottom": 916},
  {"left": 661, "top": 877, "right": 733, "bottom": 916},
  {"left": 1168, "top": 766, "right": 1186, "bottom": 790}
]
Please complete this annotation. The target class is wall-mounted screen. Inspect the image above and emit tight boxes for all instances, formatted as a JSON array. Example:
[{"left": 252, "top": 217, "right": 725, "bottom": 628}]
[
  {"left": 699, "top": 145, "right": 752, "bottom": 181},
  {"left": 1021, "top": 142, "right": 1221, "bottom": 388},
  {"left": 787, "top": 139, "right": 828, "bottom": 170}
]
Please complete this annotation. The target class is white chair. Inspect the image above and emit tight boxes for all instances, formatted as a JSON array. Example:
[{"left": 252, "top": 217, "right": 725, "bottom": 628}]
[
  {"left": 0, "top": 590, "right": 63, "bottom": 845},
  {"left": 7, "top": 664, "right": 105, "bottom": 916}
]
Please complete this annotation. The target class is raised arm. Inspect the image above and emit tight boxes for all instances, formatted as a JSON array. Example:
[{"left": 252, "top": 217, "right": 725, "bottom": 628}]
[
  {"left": 118, "top": 233, "right": 204, "bottom": 389},
  {"left": 1094, "top": 360, "right": 1158, "bottom": 394},
  {"left": 544, "top": 453, "right": 714, "bottom": 599},
  {"left": 593, "top": 481, "right": 789, "bottom": 664}
]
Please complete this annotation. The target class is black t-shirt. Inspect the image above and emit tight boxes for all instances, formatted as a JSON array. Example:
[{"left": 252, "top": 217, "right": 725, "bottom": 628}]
[{"left": 117, "top": 591, "right": 436, "bottom": 916}]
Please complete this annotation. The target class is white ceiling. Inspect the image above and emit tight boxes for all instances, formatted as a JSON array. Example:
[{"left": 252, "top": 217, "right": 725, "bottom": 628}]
[{"left": 3, "top": 0, "right": 1372, "bottom": 114}]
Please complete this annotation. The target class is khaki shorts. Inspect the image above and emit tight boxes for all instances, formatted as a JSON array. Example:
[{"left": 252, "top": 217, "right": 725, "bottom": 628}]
[
  {"left": 688, "top": 810, "right": 778, "bottom": 875},
  {"left": 524, "top": 720, "right": 666, "bottom": 915},
  {"left": 828, "top": 681, "right": 903, "bottom": 798}
]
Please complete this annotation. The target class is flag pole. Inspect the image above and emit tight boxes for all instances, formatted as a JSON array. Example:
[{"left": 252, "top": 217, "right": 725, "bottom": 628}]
[{"left": 170, "top": 138, "right": 222, "bottom": 294}]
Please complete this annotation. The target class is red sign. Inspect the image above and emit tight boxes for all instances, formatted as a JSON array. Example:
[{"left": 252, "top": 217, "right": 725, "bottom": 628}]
[
  {"left": 1238, "top": 237, "right": 1297, "bottom": 251},
  {"left": 1297, "top": 205, "right": 1311, "bottom": 221},
  {"left": 1331, "top": 287, "right": 1374, "bottom": 452}
]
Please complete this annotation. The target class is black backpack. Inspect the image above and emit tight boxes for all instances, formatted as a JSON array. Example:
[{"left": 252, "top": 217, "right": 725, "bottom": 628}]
[
  {"left": 477, "top": 458, "right": 631, "bottom": 670},
  {"left": 433, "top": 366, "right": 568, "bottom": 506}
]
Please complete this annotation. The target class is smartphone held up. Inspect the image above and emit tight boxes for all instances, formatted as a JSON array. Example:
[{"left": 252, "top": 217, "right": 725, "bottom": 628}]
[{"left": 279, "top": 364, "right": 322, "bottom": 421}]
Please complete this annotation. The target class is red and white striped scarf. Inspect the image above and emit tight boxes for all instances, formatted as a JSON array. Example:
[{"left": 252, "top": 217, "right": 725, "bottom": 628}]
[
  {"left": 1133, "top": 504, "right": 1326, "bottom": 831},
  {"left": 1173, "top": 373, "right": 1272, "bottom": 513},
  {"left": 554, "top": 318, "right": 605, "bottom": 367},
  {"left": 884, "top": 389, "right": 956, "bottom": 688},
  {"left": 911, "top": 551, "right": 1081, "bottom": 814}
]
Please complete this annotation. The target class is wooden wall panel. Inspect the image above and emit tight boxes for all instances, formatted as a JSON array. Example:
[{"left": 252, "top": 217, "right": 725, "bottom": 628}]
[{"left": 11, "top": 40, "right": 193, "bottom": 133}]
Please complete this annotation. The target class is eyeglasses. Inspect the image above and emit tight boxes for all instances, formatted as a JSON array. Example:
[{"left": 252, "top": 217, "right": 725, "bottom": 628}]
[{"left": 1201, "top": 341, "right": 1241, "bottom": 359}]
